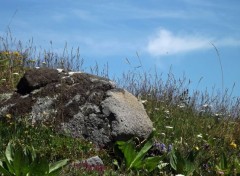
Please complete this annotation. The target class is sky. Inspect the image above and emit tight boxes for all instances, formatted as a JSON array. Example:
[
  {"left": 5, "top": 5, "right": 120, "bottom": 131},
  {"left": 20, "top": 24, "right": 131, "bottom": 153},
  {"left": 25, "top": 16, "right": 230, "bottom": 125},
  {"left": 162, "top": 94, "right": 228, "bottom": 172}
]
[{"left": 0, "top": 0, "right": 240, "bottom": 98}]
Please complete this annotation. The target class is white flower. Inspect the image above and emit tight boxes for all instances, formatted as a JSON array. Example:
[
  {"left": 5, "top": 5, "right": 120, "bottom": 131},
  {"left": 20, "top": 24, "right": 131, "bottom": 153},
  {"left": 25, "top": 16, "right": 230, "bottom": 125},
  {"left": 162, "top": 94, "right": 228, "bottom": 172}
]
[
  {"left": 12, "top": 72, "right": 19, "bottom": 75},
  {"left": 160, "top": 133, "right": 166, "bottom": 137},
  {"left": 141, "top": 100, "right": 148, "bottom": 104},
  {"left": 164, "top": 110, "right": 170, "bottom": 114},
  {"left": 203, "top": 104, "right": 209, "bottom": 108},
  {"left": 57, "top": 68, "right": 63, "bottom": 73},
  {"left": 197, "top": 134, "right": 203, "bottom": 138},
  {"left": 165, "top": 126, "right": 173, "bottom": 129},
  {"left": 175, "top": 174, "right": 185, "bottom": 176},
  {"left": 215, "top": 113, "right": 222, "bottom": 117},
  {"left": 178, "top": 104, "right": 185, "bottom": 108}
]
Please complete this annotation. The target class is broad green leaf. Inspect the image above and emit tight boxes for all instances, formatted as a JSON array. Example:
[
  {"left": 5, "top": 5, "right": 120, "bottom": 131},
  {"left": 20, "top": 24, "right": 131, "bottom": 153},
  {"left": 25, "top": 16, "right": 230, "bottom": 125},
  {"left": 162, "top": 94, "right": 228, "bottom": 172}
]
[
  {"left": 4, "top": 142, "right": 15, "bottom": 174},
  {"left": 129, "top": 140, "right": 153, "bottom": 170},
  {"left": 116, "top": 140, "right": 137, "bottom": 168},
  {"left": 175, "top": 150, "right": 185, "bottom": 174},
  {"left": 0, "top": 161, "right": 13, "bottom": 176},
  {"left": 5, "top": 142, "right": 13, "bottom": 163},
  {"left": 169, "top": 148, "right": 185, "bottom": 173},
  {"left": 13, "top": 146, "right": 31, "bottom": 176},
  {"left": 13, "top": 147, "right": 25, "bottom": 176},
  {"left": 184, "top": 150, "right": 199, "bottom": 174},
  {"left": 184, "top": 160, "right": 196, "bottom": 175},
  {"left": 29, "top": 155, "right": 49, "bottom": 175},
  {"left": 169, "top": 148, "right": 177, "bottom": 171},
  {"left": 29, "top": 146, "right": 37, "bottom": 161},
  {"left": 143, "top": 156, "right": 162, "bottom": 172},
  {"left": 49, "top": 159, "right": 69, "bottom": 175}
]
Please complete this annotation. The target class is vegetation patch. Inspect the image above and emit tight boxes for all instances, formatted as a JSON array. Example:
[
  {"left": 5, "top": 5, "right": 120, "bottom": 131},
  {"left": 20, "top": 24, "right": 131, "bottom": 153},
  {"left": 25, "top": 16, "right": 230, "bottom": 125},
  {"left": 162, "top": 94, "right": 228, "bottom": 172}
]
[{"left": 1, "top": 31, "right": 240, "bottom": 175}]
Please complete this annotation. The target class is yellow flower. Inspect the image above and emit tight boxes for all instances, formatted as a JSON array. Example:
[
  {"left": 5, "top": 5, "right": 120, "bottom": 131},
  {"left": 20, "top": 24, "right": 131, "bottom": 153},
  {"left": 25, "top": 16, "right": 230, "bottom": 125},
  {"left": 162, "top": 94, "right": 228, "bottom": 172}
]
[
  {"left": 230, "top": 141, "right": 237, "bottom": 149},
  {"left": 5, "top": 114, "right": 12, "bottom": 119},
  {"left": 13, "top": 51, "right": 20, "bottom": 57},
  {"left": 195, "top": 146, "right": 199, "bottom": 151}
]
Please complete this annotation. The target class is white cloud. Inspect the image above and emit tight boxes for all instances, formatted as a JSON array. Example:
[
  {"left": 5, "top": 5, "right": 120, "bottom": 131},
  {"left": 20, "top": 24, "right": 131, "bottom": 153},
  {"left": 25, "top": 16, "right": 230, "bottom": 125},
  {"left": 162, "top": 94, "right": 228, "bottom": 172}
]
[
  {"left": 147, "top": 29, "right": 211, "bottom": 56},
  {"left": 147, "top": 29, "right": 240, "bottom": 56}
]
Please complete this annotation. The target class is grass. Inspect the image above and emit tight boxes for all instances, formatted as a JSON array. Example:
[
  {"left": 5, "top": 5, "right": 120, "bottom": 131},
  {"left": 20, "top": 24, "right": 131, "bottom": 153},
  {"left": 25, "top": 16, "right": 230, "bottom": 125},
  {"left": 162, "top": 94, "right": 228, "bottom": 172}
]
[{"left": 1, "top": 30, "right": 240, "bottom": 175}]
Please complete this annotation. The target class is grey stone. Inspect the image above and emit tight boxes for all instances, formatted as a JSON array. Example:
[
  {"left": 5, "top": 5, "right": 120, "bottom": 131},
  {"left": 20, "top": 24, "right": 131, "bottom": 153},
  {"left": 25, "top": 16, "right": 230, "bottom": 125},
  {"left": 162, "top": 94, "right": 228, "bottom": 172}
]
[
  {"left": 0, "top": 93, "right": 13, "bottom": 102},
  {"left": 85, "top": 156, "right": 104, "bottom": 166},
  {"left": 0, "top": 68, "right": 153, "bottom": 148},
  {"left": 101, "top": 90, "right": 153, "bottom": 141}
]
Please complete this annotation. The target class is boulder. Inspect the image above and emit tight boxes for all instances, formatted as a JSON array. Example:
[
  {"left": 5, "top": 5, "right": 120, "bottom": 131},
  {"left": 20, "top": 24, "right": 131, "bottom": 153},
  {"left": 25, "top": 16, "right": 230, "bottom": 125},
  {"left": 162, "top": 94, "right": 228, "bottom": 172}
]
[{"left": 0, "top": 68, "right": 153, "bottom": 147}]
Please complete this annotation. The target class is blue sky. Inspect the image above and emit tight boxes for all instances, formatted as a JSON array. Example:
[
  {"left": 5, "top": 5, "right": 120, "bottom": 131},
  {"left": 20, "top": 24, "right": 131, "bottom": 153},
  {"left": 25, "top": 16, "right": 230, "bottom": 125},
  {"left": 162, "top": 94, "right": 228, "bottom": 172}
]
[{"left": 1, "top": 0, "right": 240, "bottom": 97}]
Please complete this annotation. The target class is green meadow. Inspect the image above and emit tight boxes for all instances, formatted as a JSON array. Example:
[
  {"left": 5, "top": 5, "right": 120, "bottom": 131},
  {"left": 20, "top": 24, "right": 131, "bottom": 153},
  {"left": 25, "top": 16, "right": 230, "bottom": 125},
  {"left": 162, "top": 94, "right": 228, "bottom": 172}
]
[{"left": 1, "top": 32, "right": 240, "bottom": 176}]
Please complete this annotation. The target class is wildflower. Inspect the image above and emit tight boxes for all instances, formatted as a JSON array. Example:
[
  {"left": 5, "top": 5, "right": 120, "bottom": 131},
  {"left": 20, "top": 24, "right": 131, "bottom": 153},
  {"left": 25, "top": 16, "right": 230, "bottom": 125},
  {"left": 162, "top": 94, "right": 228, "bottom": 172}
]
[
  {"left": 12, "top": 72, "right": 19, "bottom": 76},
  {"left": 57, "top": 68, "right": 63, "bottom": 73},
  {"left": 203, "top": 143, "right": 210, "bottom": 150},
  {"left": 141, "top": 100, "right": 147, "bottom": 104},
  {"left": 164, "top": 110, "right": 170, "bottom": 114},
  {"left": 175, "top": 174, "right": 185, "bottom": 176},
  {"left": 217, "top": 170, "right": 225, "bottom": 175},
  {"left": 13, "top": 51, "right": 21, "bottom": 58},
  {"left": 178, "top": 104, "right": 185, "bottom": 108},
  {"left": 168, "top": 144, "right": 173, "bottom": 152},
  {"left": 195, "top": 146, "right": 199, "bottom": 151},
  {"left": 5, "top": 114, "right": 12, "bottom": 119},
  {"left": 230, "top": 141, "right": 237, "bottom": 149},
  {"left": 203, "top": 104, "right": 209, "bottom": 108},
  {"left": 154, "top": 108, "right": 159, "bottom": 111},
  {"left": 154, "top": 142, "right": 167, "bottom": 153},
  {"left": 165, "top": 126, "right": 173, "bottom": 129},
  {"left": 203, "top": 163, "right": 210, "bottom": 172},
  {"left": 197, "top": 134, "right": 203, "bottom": 138},
  {"left": 215, "top": 113, "right": 222, "bottom": 117},
  {"left": 160, "top": 133, "right": 166, "bottom": 137}
]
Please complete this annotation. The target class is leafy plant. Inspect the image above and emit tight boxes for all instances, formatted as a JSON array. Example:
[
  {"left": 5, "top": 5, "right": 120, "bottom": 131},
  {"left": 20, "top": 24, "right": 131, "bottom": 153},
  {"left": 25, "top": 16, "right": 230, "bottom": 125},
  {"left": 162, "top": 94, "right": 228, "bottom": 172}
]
[
  {"left": 169, "top": 147, "right": 199, "bottom": 176},
  {"left": 215, "top": 152, "right": 240, "bottom": 175},
  {"left": 0, "top": 141, "right": 69, "bottom": 176},
  {"left": 116, "top": 139, "right": 162, "bottom": 172}
]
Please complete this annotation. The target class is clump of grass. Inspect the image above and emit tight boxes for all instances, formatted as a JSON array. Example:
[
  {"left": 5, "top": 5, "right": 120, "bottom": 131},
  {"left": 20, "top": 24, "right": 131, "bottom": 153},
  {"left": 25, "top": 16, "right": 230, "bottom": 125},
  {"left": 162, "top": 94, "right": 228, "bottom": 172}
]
[{"left": 1, "top": 30, "right": 240, "bottom": 175}]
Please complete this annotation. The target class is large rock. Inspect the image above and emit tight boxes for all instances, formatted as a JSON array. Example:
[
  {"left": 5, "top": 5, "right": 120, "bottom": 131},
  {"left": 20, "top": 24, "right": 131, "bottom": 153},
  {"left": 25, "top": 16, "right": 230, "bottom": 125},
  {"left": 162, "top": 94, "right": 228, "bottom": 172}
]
[{"left": 0, "top": 68, "right": 153, "bottom": 147}]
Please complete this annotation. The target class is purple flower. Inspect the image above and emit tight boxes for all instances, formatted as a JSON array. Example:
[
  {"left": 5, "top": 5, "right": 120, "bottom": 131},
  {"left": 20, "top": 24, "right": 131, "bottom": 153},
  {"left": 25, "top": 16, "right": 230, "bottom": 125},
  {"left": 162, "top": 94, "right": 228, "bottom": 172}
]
[
  {"left": 168, "top": 144, "right": 173, "bottom": 152},
  {"left": 154, "top": 142, "right": 167, "bottom": 153}
]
